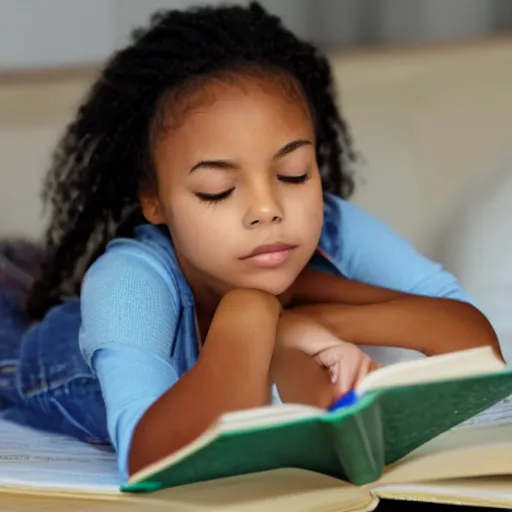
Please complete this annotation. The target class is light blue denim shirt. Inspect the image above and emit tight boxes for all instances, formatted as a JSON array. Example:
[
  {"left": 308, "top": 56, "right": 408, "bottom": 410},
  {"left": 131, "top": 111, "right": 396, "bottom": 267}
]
[{"left": 78, "top": 194, "right": 472, "bottom": 482}]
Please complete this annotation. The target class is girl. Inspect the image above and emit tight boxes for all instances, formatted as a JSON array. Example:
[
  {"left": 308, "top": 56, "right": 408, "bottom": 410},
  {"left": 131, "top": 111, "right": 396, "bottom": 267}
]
[{"left": 0, "top": 2, "right": 500, "bottom": 483}]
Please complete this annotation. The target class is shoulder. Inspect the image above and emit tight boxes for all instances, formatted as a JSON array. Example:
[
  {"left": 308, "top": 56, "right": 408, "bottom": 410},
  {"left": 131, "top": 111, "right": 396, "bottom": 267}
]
[
  {"left": 319, "top": 194, "right": 471, "bottom": 301},
  {"left": 321, "top": 193, "right": 419, "bottom": 269},
  {"left": 84, "top": 225, "right": 179, "bottom": 293},
  {"left": 79, "top": 225, "right": 184, "bottom": 365},
  {"left": 322, "top": 193, "right": 404, "bottom": 246}
]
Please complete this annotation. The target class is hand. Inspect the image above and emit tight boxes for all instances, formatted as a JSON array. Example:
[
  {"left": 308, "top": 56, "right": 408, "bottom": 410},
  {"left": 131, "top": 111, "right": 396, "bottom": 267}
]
[
  {"left": 277, "top": 311, "right": 381, "bottom": 397},
  {"left": 314, "top": 343, "right": 381, "bottom": 395}
]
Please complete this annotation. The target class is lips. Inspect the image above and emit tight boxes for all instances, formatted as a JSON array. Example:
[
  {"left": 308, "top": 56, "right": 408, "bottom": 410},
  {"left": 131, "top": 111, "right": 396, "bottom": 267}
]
[
  {"left": 239, "top": 243, "right": 297, "bottom": 269},
  {"left": 241, "top": 243, "right": 296, "bottom": 260}
]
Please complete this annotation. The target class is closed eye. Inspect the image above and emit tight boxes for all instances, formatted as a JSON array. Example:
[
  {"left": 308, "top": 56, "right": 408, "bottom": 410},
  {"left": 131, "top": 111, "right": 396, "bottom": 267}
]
[
  {"left": 278, "top": 172, "right": 310, "bottom": 184},
  {"left": 195, "top": 188, "right": 235, "bottom": 204},
  {"left": 195, "top": 172, "right": 309, "bottom": 204}
]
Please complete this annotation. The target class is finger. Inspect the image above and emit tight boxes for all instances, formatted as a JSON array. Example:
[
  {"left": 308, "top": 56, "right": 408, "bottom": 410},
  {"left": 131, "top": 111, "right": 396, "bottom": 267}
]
[
  {"left": 355, "top": 356, "right": 373, "bottom": 385},
  {"left": 336, "top": 353, "right": 361, "bottom": 394},
  {"left": 315, "top": 346, "right": 344, "bottom": 368},
  {"left": 316, "top": 346, "right": 363, "bottom": 394},
  {"left": 335, "top": 361, "right": 357, "bottom": 395},
  {"left": 369, "top": 360, "right": 383, "bottom": 372},
  {"left": 313, "top": 351, "right": 334, "bottom": 384},
  {"left": 330, "top": 364, "right": 338, "bottom": 384},
  {"left": 314, "top": 349, "right": 339, "bottom": 383}
]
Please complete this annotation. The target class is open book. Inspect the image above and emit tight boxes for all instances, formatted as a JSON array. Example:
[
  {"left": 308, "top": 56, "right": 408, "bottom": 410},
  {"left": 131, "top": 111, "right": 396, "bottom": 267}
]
[{"left": 1, "top": 346, "right": 511, "bottom": 511}]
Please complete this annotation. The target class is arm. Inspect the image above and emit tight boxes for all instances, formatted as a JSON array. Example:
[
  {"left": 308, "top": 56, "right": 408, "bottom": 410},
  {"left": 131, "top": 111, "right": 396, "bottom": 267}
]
[
  {"left": 294, "top": 293, "right": 500, "bottom": 357},
  {"left": 271, "top": 344, "right": 334, "bottom": 408},
  {"left": 271, "top": 311, "right": 380, "bottom": 407},
  {"left": 292, "top": 267, "right": 403, "bottom": 306},
  {"left": 129, "top": 289, "right": 280, "bottom": 475},
  {"left": 292, "top": 269, "right": 500, "bottom": 356},
  {"left": 289, "top": 197, "right": 501, "bottom": 358},
  {"left": 80, "top": 244, "right": 280, "bottom": 481}
]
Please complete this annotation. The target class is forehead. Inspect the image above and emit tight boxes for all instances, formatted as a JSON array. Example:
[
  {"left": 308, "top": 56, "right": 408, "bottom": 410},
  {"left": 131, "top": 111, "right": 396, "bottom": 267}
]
[{"left": 153, "top": 71, "right": 314, "bottom": 146}]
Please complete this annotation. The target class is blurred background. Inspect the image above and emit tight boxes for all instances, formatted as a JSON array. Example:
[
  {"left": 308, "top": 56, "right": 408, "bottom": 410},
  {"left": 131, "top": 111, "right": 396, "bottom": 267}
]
[
  {"left": 0, "top": 0, "right": 511, "bottom": 359},
  {"left": 1, "top": 0, "right": 512, "bottom": 67}
]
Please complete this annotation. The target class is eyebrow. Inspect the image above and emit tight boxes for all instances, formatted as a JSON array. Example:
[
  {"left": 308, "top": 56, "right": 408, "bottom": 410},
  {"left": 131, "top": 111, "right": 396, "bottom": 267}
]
[{"left": 189, "top": 138, "right": 313, "bottom": 173}]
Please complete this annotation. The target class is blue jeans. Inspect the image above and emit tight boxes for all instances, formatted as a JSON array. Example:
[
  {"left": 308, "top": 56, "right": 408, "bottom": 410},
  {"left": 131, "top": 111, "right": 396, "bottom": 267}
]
[{"left": 0, "top": 241, "right": 109, "bottom": 445}]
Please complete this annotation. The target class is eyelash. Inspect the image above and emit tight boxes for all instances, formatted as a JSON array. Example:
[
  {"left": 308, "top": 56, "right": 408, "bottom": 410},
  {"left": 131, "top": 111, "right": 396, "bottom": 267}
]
[
  {"left": 278, "top": 172, "right": 310, "bottom": 184},
  {"left": 196, "top": 188, "right": 235, "bottom": 204},
  {"left": 196, "top": 172, "right": 310, "bottom": 204}
]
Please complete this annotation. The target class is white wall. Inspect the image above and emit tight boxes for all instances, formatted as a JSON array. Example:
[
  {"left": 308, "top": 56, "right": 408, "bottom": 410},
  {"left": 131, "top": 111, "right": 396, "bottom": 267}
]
[
  {"left": 113, "top": 0, "right": 314, "bottom": 50},
  {"left": 1, "top": 0, "right": 505, "bottom": 71},
  {"left": 113, "top": 0, "right": 247, "bottom": 48},
  {"left": 0, "top": 0, "right": 312, "bottom": 71},
  {"left": 0, "top": 0, "right": 234, "bottom": 70},
  {"left": 0, "top": 0, "right": 114, "bottom": 70},
  {"left": 375, "top": 0, "right": 494, "bottom": 43}
]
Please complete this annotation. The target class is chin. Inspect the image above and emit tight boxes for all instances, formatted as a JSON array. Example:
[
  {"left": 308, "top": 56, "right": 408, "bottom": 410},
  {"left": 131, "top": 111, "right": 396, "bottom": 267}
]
[{"left": 237, "top": 272, "right": 296, "bottom": 297}]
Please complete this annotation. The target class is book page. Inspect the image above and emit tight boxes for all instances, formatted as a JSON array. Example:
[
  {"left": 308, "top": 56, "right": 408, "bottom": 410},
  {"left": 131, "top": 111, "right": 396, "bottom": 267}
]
[
  {"left": 378, "top": 423, "right": 512, "bottom": 486},
  {"left": 357, "top": 346, "right": 507, "bottom": 394},
  {"left": 457, "top": 395, "right": 512, "bottom": 428},
  {"left": 376, "top": 476, "right": 512, "bottom": 509},
  {"left": 2, "top": 469, "right": 373, "bottom": 512},
  {"left": 0, "top": 414, "right": 119, "bottom": 493}
]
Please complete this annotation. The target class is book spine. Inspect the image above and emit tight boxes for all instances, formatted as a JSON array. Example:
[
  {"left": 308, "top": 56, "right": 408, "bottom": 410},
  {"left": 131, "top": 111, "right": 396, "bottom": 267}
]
[{"left": 326, "top": 397, "right": 385, "bottom": 485}]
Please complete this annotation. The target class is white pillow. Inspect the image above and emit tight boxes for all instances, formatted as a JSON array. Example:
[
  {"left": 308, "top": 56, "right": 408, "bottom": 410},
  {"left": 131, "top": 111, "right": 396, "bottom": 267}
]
[{"left": 437, "top": 155, "right": 512, "bottom": 363}]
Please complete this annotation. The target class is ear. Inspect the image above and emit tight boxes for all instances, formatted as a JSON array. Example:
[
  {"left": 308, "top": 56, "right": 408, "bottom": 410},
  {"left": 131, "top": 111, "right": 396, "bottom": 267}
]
[{"left": 139, "top": 190, "right": 166, "bottom": 225}]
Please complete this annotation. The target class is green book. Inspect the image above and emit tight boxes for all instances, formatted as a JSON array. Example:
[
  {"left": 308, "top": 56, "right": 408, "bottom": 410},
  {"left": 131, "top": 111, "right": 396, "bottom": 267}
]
[{"left": 122, "top": 346, "right": 512, "bottom": 494}]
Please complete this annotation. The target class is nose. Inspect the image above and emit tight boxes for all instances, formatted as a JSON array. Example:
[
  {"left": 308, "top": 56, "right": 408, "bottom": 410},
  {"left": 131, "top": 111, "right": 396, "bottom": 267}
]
[{"left": 243, "top": 184, "right": 284, "bottom": 229}]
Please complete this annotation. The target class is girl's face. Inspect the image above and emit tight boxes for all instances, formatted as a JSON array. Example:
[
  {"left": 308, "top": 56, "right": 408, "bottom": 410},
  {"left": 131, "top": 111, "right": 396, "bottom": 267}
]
[{"left": 141, "top": 73, "right": 324, "bottom": 300}]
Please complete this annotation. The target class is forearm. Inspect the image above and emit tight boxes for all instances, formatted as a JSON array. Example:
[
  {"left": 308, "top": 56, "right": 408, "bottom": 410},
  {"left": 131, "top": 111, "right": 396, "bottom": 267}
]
[
  {"left": 271, "top": 346, "right": 335, "bottom": 409},
  {"left": 129, "top": 289, "right": 280, "bottom": 475},
  {"left": 291, "top": 269, "right": 402, "bottom": 306},
  {"left": 296, "top": 297, "right": 500, "bottom": 357}
]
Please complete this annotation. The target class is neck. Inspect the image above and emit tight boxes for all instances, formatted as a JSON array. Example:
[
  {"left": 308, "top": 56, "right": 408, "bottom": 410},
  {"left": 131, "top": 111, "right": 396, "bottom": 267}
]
[
  {"left": 190, "top": 281, "right": 222, "bottom": 344},
  {"left": 173, "top": 250, "right": 223, "bottom": 341}
]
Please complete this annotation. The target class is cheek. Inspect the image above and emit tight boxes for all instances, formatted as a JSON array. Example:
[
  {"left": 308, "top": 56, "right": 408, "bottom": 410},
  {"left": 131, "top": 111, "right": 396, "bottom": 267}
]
[
  {"left": 291, "top": 179, "right": 324, "bottom": 231},
  {"left": 167, "top": 200, "right": 235, "bottom": 255}
]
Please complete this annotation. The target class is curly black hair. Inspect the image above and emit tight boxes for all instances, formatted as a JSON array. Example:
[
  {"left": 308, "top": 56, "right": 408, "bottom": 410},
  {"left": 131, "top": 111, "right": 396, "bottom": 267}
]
[{"left": 26, "top": 1, "right": 357, "bottom": 320}]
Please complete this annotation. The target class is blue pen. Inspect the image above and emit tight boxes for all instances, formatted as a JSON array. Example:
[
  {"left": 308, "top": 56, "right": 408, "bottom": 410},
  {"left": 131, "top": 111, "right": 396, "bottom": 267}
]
[{"left": 328, "top": 389, "right": 358, "bottom": 412}]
